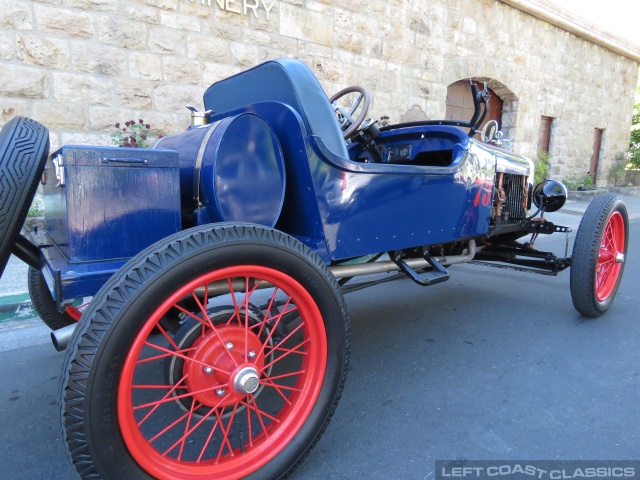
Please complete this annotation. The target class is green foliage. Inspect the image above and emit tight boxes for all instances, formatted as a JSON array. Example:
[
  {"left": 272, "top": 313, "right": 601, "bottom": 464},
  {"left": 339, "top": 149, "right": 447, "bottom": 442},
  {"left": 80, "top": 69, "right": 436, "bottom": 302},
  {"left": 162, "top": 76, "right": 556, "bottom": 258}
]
[
  {"left": 534, "top": 151, "right": 550, "bottom": 185},
  {"left": 627, "top": 87, "right": 640, "bottom": 169},
  {"left": 608, "top": 159, "right": 629, "bottom": 187},
  {"left": 562, "top": 174, "right": 594, "bottom": 191},
  {"left": 27, "top": 197, "right": 44, "bottom": 217},
  {"left": 111, "top": 119, "right": 151, "bottom": 148}
]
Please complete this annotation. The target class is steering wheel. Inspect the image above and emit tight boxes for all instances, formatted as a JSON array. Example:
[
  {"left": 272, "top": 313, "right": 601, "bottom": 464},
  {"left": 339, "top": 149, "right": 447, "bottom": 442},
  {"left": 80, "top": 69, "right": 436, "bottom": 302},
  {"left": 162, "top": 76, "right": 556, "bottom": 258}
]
[{"left": 329, "top": 86, "right": 371, "bottom": 139}]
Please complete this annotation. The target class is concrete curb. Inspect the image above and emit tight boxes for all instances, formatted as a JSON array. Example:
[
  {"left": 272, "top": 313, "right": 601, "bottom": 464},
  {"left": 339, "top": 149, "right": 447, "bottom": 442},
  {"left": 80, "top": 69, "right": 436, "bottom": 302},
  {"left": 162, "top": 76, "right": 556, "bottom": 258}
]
[
  {"left": 0, "top": 294, "right": 31, "bottom": 314},
  {"left": 567, "top": 186, "right": 640, "bottom": 201}
]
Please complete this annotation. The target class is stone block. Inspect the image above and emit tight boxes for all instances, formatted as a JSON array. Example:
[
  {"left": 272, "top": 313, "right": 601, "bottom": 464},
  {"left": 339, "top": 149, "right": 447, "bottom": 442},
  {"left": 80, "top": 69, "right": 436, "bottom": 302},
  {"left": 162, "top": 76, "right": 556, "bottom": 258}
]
[
  {"left": 314, "top": 59, "right": 344, "bottom": 83},
  {"left": 149, "top": 27, "right": 187, "bottom": 54},
  {"left": 279, "top": 3, "right": 332, "bottom": 46},
  {"left": 160, "top": 11, "right": 200, "bottom": 31},
  {"left": 187, "top": 34, "right": 230, "bottom": 62},
  {"left": 0, "top": 0, "right": 32, "bottom": 30},
  {"left": 71, "top": 43, "right": 127, "bottom": 76},
  {"left": 335, "top": 31, "right": 364, "bottom": 55},
  {"left": 141, "top": 0, "right": 177, "bottom": 10},
  {"left": 0, "top": 99, "right": 31, "bottom": 125},
  {"left": 60, "top": 131, "right": 112, "bottom": 146},
  {"left": 35, "top": 5, "right": 93, "bottom": 38},
  {"left": 99, "top": 16, "right": 147, "bottom": 50},
  {"left": 89, "top": 107, "right": 136, "bottom": 131},
  {"left": 231, "top": 43, "right": 262, "bottom": 67},
  {"left": 243, "top": 30, "right": 270, "bottom": 46},
  {"left": 17, "top": 34, "right": 69, "bottom": 69},
  {"left": 154, "top": 84, "right": 203, "bottom": 112},
  {"left": 33, "top": 101, "right": 86, "bottom": 130},
  {"left": 117, "top": 79, "right": 153, "bottom": 110},
  {"left": 164, "top": 57, "right": 201, "bottom": 84},
  {"left": 0, "top": 65, "right": 49, "bottom": 99},
  {"left": 53, "top": 73, "right": 112, "bottom": 105},
  {"left": 62, "top": 0, "right": 117, "bottom": 12},
  {"left": 143, "top": 111, "right": 187, "bottom": 136},
  {"left": 201, "top": 62, "right": 241, "bottom": 85},
  {"left": 0, "top": 32, "right": 14, "bottom": 60},
  {"left": 130, "top": 52, "right": 163, "bottom": 81},
  {"left": 119, "top": 3, "right": 159, "bottom": 24}
]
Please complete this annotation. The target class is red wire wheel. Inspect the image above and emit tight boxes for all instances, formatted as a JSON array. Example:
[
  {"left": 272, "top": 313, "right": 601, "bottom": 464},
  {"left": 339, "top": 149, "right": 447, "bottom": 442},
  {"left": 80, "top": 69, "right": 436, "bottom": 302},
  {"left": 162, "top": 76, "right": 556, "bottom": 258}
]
[
  {"left": 119, "top": 266, "right": 328, "bottom": 479},
  {"left": 61, "top": 225, "right": 349, "bottom": 480},
  {"left": 571, "top": 194, "right": 629, "bottom": 317},
  {"left": 594, "top": 211, "right": 625, "bottom": 302}
]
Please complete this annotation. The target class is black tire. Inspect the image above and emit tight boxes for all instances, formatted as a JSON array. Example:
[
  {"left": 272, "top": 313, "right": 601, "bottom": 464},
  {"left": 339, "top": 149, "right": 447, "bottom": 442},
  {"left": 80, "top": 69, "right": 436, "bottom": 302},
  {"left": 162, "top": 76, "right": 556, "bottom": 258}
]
[
  {"left": 0, "top": 117, "right": 49, "bottom": 276},
  {"left": 28, "top": 266, "right": 79, "bottom": 330},
  {"left": 570, "top": 194, "right": 629, "bottom": 317},
  {"left": 61, "top": 223, "right": 350, "bottom": 480}
]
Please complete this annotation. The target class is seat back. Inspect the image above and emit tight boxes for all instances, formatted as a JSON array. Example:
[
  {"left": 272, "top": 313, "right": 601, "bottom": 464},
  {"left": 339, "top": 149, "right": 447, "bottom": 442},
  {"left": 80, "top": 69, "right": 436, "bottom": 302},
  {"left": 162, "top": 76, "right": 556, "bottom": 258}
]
[{"left": 203, "top": 58, "right": 348, "bottom": 159}]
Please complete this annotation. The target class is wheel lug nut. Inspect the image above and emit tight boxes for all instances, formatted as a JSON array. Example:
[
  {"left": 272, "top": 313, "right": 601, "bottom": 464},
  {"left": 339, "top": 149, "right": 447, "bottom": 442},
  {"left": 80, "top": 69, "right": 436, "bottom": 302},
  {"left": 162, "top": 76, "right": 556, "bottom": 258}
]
[
  {"left": 225, "top": 342, "right": 234, "bottom": 350},
  {"left": 216, "top": 388, "right": 226, "bottom": 397},
  {"left": 248, "top": 350, "right": 256, "bottom": 359},
  {"left": 203, "top": 366, "right": 213, "bottom": 375}
]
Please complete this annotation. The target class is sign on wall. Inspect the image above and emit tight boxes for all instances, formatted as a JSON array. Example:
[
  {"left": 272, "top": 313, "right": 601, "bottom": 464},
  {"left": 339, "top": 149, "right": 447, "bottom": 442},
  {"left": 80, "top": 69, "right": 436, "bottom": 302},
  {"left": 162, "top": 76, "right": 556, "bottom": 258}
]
[{"left": 189, "top": 0, "right": 277, "bottom": 20}]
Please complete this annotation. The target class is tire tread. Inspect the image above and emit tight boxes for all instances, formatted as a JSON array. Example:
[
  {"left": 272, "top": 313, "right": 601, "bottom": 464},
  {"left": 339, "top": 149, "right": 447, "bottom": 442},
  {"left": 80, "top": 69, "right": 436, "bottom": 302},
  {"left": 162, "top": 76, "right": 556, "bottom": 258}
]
[{"left": 60, "top": 223, "right": 350, "bottom": 480}]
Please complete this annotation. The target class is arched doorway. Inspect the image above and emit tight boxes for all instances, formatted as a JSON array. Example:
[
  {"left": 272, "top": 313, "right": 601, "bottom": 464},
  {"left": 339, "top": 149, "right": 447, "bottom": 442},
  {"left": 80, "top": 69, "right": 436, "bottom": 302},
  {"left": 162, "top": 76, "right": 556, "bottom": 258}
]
[
  {"left": 445, "top": 78, "right": 517, "bottom": 145},
  {"left": 446, "top": 80, "right": 503, "bottom": 136}
]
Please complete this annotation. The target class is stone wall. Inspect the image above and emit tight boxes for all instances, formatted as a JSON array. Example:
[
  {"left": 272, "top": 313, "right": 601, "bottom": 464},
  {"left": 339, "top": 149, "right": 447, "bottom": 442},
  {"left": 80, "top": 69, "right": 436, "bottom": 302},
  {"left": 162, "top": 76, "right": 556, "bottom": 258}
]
[{"left": 0, "top": 0, "right": 638, "bottom": 184}]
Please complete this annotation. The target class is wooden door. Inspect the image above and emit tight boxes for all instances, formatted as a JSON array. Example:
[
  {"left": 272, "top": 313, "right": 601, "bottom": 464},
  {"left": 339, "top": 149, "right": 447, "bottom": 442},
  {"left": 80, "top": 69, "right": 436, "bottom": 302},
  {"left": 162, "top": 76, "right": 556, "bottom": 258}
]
[{"left": 590, "top": 128, "right": 604, "bottom": 183}]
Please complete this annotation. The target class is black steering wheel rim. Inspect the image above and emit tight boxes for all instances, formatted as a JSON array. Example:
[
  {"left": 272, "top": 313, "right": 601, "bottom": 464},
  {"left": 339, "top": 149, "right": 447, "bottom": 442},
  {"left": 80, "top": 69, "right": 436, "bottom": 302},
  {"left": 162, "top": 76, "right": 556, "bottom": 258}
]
[{"left": 329, "top": 85, "right": 371, "bottom": 140}]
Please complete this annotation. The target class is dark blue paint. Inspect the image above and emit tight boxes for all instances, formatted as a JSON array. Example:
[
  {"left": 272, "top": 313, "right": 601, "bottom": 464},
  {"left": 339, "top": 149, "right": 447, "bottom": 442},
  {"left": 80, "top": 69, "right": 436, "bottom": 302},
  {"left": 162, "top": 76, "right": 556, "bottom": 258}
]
[
  {"left": 156, "top": 113, "right": 286, "bottom": 228},
  {"left": 41, "top": 146, "right": 181, "bottom": 300},
  {"left": 37, "top": 59, "right": 511, "bottom": 305}
]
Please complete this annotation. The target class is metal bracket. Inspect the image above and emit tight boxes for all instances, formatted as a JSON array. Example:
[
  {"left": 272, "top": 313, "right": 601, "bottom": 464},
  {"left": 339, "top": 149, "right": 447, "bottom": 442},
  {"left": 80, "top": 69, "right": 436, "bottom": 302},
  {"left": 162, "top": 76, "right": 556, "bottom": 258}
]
[{"left": 52, "top": 154, "right": 65, "bottom": 187}]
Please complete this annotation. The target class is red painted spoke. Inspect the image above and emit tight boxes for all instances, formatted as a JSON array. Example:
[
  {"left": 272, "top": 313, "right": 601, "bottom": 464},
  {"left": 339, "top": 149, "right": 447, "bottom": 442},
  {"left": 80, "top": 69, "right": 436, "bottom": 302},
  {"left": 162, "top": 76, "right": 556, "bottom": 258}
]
[
  {"left": 256, "top": 302, "right": 298, "bottom": 360},
  {"left": 160, "top": 395, "right": 229, "bottom": 456},
  {"left": 192, "top": 291, "right": 215, "bottom": 331},
  {"left": 227, "top": 277, "right": 241, "bottom": 325},
  {"left": 261, "top": 327, "right": 308, "bottom": 372},
  {"left": 176, "top": 400, "right": 199, "bottom": 460},
  {"left": 132, "top": 384, "right": 188, "bottom": 390},
  {"left": 260, "top": 380, "right": 293, "bottom": 405},
  {"left": 261, "top": 379, "right": 302, "bottom": 394},
  {"left": 265, "top": 370, "right": 305, "bottom": 381},
  {"left": 174, "top": 303, "right": 214, "bottom": 331},
  {"left": 134, "top": 382, "right": 226, "bottom": 412},
  {"left": 258, "top": 287, "right": 280, "bottom": 338},
  {"left": 142, "top": 342, "right": 228, "bottom": 376},
  {"left": 196, "top": 416, "right": 221, "bottom": 463},
  {"left": 244, "top": 277, "right": 250, "bottom": 362},
  {"left": 246, "top": 401, "right": 254, "bottom": 448},
  {"left": 136, "top": 347, "right": 198, "bottom": 366},
  {"left": 239, "top": 396, "right": 271, "bottom": 437},
  {"left": 137, "top": 375, "right": 189, "bottom": 427},
  {"left": 241, "top": 396, "right": 280, "bottom": 424},
  {"left": 156, "top": 321, "right": 180, "bottom": 351},
  {"left": 150, "top": 408, "right": 195, "bottom": 446},
  {"left": 162, "top": 402, "right": 220, "bottom": 457},
  {"left": 215, "top": 405, "right": 239, "bottom": 463}
]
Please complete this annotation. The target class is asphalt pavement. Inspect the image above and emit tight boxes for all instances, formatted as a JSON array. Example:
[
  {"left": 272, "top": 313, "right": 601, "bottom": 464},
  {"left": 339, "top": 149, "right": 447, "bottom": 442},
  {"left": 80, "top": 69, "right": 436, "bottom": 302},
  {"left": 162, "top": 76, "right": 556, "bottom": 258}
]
[{"left": 0, "top": 192, "right": 639, "bottom": 479}]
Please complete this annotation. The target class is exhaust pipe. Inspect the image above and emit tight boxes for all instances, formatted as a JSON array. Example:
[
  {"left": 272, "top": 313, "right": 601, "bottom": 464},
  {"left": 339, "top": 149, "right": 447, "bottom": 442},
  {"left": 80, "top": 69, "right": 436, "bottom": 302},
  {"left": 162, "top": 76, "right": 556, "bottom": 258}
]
[
  {"left": 51, "top": 323, "right": 76, "bottom": 352},
  {"left": 50, "top": 240, "right": 477, "bottom": 351}
]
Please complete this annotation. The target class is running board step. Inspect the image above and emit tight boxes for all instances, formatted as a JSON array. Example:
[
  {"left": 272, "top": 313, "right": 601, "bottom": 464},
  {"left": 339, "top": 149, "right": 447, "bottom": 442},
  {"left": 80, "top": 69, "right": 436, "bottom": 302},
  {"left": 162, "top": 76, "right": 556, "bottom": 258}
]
[{"left": 389, "top": 251, "right": 450, "bottom": 286}]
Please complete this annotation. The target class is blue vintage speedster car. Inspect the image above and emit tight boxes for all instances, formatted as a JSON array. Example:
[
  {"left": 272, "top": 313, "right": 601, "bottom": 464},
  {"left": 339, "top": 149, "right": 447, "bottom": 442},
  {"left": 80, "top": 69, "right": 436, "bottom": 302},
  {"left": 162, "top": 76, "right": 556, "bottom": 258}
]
[{"left": 0, "top": 59, "right": 629, "bottom": 480}]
